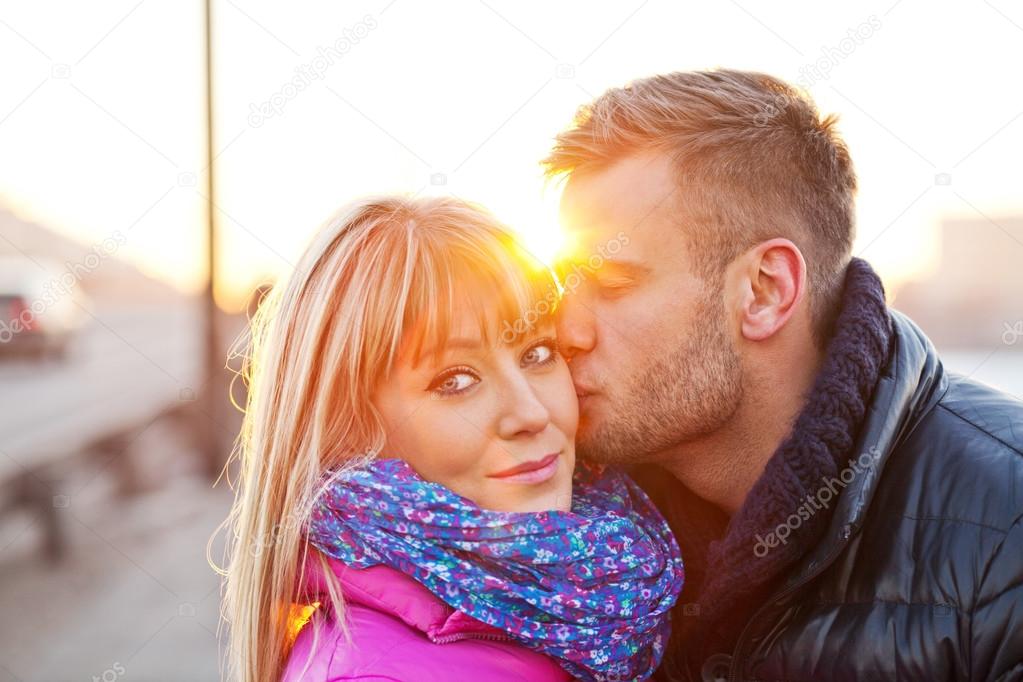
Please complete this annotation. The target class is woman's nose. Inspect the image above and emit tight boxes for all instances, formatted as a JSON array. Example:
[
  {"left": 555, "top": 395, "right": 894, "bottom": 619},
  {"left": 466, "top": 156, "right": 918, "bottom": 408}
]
[{"left": 496, "top": 378, "right": 551, "bottom": 439}]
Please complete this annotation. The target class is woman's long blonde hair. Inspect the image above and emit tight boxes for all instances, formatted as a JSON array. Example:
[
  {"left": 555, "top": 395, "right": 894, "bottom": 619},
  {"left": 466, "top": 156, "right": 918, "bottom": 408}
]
[{"left": 213, "top": 195, "right": 557, "bottom": 682}]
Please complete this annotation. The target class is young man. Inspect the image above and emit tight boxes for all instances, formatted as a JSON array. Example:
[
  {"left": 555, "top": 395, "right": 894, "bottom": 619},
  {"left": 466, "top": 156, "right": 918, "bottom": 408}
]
[{"left": 545, "top": 69, "right": 1023, "bottom": 681}]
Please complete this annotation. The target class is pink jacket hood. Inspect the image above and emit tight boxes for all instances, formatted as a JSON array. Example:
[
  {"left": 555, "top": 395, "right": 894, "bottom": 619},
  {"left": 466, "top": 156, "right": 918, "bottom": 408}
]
[{"left": 281, "top": 554, "right": 572, "bottom": 681}]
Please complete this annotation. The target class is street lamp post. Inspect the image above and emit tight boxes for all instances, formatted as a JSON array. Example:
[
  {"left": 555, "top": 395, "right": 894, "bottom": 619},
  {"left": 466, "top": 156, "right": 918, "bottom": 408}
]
[{"left": 201, "top": 0, "right": 222, "bottom": 479}]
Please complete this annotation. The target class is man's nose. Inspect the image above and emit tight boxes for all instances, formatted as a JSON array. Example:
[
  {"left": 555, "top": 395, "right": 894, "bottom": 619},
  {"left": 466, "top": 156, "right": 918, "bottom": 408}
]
[
  {"left": 555, "top": 295, "right": 596, "bottom": 361},
  {"left": 497, "top": 377, "right": 551, "bottom": 440}
]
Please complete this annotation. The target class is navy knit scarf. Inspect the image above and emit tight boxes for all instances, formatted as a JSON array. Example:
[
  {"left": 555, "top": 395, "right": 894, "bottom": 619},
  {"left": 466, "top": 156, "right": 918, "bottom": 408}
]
[{"left": 632, "top": 257, "right": 893, "bottom": 677}]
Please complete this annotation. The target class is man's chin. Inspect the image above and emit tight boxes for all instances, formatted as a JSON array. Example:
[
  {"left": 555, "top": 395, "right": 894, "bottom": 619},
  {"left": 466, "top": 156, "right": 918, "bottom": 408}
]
[
  {"left": 573, "top": 418, "right": 601, "bottom": 461},
  {"left": 575, "top": 423, "right": 624, "bottom": 465},
  {"left": 574, "top": 408, "right": 599, "bottom": 447},
  {"left": 581, "top": 388, "right": 597, "bottom": 417}
]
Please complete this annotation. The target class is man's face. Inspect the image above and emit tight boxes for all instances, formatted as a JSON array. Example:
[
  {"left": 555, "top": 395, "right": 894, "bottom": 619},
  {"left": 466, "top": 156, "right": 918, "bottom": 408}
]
[{"left": 554, "top": 151, "right": 744, "bottom": 466}]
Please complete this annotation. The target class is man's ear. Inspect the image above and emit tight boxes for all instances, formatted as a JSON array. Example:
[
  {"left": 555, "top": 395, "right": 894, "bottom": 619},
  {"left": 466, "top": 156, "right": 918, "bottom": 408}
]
[{"left": 735, "top": 239, "right": 807, "bottom": 342}]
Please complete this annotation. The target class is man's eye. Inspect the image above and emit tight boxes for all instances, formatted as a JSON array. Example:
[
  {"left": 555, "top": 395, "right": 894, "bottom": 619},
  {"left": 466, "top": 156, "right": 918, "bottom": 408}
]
[
  {"left": 428, "top": 369, "right": 479, "bottom": 396},
  {"left": 597, "top": 279, "right": 633, "bottom": 297},
  {"left": 521, "top": 339, "right": 559, "bottom": 367}
]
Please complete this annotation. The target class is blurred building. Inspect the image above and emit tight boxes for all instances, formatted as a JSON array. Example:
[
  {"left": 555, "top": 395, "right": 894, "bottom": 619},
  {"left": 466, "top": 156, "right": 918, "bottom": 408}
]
[
  {"left": 892, "top": 215, "right": 1023, "bottom": 349},
  {"left": 0, "top": 206, "right": 182, "bottom": 304}
]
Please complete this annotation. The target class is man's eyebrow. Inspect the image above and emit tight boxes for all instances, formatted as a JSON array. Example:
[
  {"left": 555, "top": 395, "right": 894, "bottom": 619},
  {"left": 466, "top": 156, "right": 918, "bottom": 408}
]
[
  {"left": 600, "top": 258, "right": 650, "bottom": 274},
  {"left": 559, "top": 256, "right": 651, "bottom": 276}
]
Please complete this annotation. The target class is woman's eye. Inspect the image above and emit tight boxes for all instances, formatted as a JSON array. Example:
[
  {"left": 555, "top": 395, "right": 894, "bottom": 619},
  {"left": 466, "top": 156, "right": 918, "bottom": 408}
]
[
  {"left": 522, "top": 339, "right": 558, "bottom": 367},
  {"left": 428, "top": 369, "right": 479, "bottom": 396}
]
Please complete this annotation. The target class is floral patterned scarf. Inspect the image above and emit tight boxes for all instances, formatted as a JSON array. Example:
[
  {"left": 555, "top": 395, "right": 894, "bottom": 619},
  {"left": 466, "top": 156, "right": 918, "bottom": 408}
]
[{"left": 306, "top": 458, "right": 685, "bottom": 682}]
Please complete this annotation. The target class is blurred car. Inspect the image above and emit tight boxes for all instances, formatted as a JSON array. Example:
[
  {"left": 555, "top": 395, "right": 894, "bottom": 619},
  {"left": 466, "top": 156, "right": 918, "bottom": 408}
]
[{"left": 0, "top": 256, "right": 91, "bottom": 360}]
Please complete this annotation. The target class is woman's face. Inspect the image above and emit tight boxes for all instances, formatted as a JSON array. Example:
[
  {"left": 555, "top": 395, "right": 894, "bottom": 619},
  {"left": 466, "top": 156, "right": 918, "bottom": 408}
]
[{"left": 372, "top": 313, "right": 577, "bottom": 513}]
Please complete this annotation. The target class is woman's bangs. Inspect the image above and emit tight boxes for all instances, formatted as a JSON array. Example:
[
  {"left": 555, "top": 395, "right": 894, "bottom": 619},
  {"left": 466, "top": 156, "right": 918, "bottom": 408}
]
[{"left": 405, "top": 232, "right": 558, "bottom": 368}]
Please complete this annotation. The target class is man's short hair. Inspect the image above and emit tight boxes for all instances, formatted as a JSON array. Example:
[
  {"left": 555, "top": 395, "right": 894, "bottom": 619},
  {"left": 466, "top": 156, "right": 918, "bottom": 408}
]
[{"left": 542, "top": 69, "right": 857, "bottom": 345}]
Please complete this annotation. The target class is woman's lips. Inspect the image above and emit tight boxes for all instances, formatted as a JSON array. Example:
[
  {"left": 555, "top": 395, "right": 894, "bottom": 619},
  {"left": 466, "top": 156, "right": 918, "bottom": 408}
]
[{"left": 488, "top": 452, "right": 561, "bottom": 484}]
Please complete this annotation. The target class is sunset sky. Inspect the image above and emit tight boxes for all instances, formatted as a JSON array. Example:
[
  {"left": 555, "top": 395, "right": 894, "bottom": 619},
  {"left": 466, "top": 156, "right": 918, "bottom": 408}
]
[{"left": 1, "top": 0, "right": 1021, "bottom": 311}]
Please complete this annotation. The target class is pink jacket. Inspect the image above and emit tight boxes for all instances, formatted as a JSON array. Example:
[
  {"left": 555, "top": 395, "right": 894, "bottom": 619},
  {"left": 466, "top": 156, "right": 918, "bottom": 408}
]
[{"left": 281, "top": 555, "right": 572, "bottom": 681}]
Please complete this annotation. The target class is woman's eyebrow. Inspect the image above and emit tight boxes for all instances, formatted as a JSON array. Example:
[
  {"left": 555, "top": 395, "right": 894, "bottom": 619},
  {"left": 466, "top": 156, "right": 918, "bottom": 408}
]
[
  {"left": 414, "top": 337, "right": 485, "bottom": 368},
  {"left": 433, "top": 337, "right": 483, "bottom": 352}
]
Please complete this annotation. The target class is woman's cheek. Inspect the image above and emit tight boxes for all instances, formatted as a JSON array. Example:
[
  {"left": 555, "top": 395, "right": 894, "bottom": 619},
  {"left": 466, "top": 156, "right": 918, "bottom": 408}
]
[
  {"left": 419, "top": 404, "right": 490, "bottom": 479},
  {"left": 548, "top": 365, "right": 580, "bottom": 438}
]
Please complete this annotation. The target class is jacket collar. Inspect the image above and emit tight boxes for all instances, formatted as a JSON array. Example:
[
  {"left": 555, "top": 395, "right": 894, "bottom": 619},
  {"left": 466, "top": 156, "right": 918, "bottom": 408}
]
[
  {"left": 710, "top": 311, "right": 950, "bottom": 682},
  {"left": 790, "top": 310, "right": 949, "bottom": 586},
  {"left": 689, "top": 259, "right": 895, "bottom": 634},
  {"left": 301, "top": 553, "right": 508, "bottom": 642}
]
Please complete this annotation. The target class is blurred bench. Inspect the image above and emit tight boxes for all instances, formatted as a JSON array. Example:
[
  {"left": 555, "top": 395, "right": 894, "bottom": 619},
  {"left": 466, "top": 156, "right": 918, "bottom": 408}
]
[
  {"left": 0, "top": 401, "right": 202, "bottom": 563},
  {"left": 0, "top": 301, "right": 209, "bottom": 563}
]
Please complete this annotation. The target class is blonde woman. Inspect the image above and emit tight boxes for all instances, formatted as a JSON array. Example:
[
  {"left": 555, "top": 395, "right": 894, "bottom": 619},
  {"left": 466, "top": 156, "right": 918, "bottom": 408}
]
[{"left": 218, "top": 196, "right": 684, "bottom": 682}]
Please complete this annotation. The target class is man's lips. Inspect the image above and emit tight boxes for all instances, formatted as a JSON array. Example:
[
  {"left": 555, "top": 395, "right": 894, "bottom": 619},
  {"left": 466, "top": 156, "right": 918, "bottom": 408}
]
[
  {"left": 488, "top": 452, "right": 561, "bottom": 479},
  {"left": 573, "top": 383, "right": 597, "bottom": 398}
]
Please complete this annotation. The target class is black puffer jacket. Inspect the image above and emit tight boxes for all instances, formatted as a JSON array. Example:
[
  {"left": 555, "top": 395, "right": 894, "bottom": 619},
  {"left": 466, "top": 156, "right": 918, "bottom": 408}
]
[{"left": 663, "top": 311, "right": 1023, "bottom": 681}]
